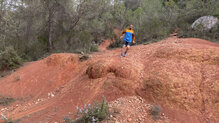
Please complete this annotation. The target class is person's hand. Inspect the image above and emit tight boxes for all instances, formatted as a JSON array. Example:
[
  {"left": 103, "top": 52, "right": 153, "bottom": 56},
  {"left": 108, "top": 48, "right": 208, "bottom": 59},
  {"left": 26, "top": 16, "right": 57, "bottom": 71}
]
[
  {"left": 133, "top": 41, "right": 136, "bottom": 44},
  {"left": 120, "top": 36, "right": 123, "bottom": 40}
]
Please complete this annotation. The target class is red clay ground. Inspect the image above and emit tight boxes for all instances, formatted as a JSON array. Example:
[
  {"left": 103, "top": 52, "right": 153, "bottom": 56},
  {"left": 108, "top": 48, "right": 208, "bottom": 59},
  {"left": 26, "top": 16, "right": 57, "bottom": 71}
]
[{"left": 0, "top": 37, "right": 218, "bottom": 123}]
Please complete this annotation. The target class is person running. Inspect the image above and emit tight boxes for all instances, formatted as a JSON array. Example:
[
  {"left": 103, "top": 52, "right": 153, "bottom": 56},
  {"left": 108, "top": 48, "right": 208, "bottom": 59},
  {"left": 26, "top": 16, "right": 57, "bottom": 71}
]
[{"left": 120, "top": 24, "right": 135, "bottom": 57}]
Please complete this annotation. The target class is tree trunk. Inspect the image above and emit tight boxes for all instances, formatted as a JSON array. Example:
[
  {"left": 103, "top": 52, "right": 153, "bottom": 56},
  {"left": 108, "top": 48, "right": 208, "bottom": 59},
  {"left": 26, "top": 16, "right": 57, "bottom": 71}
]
[
  {"left": 47, "top": 0, "right": 54, "bottom": 52},
  {"left": 66, "top": 16, "right": 81, "bottom": 50},
  {"left": 48, "top": 13, "right": 53, "bottom": 51}
]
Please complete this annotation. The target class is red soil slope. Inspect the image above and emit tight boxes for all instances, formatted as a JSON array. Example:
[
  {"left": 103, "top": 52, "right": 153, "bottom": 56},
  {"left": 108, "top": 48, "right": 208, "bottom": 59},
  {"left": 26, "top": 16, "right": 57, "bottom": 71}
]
[{"left": 0, "top": 37, "right": 218, "bottom": 123}]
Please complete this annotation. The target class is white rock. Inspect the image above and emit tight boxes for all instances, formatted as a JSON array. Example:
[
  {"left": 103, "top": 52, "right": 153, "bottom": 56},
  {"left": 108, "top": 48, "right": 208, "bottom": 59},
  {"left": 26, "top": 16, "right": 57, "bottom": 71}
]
[
  {"left": 51, "top": 93, "right": 55, "bottom": 97},
  {"left": 191, "top": 16, "right": 218, "bottom": 31}
]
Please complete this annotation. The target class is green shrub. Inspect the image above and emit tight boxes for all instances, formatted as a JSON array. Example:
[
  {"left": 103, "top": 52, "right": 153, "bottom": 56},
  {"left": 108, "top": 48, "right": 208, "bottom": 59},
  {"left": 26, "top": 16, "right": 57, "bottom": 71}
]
[
  {"left": 0, "top": 47, "right": 22, "bottom": 70},
  {"left": 64, "top": 96, "right": 109, "bottom": 123},
  {"left": 108, "top": 40, "right": 122, "bottom": 49},
  {"left": 90, "top": 44, "right": 99, "bottom": 52}
]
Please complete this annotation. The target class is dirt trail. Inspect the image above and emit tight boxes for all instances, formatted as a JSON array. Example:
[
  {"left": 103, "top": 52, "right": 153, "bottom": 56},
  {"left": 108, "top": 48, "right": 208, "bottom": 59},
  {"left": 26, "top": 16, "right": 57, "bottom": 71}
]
[{"left": 0, "top": 37, "right": 218, "bottom": 123}]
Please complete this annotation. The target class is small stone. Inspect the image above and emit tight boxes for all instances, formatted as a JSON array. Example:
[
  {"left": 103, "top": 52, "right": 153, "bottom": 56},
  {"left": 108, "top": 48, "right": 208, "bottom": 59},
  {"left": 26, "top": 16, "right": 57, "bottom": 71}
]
[
  {"left": 51, "top": 93, "right": 55, "bottom": 97},
  {"left": 127, "top": 118, "right": 132, "bottom": 122}
]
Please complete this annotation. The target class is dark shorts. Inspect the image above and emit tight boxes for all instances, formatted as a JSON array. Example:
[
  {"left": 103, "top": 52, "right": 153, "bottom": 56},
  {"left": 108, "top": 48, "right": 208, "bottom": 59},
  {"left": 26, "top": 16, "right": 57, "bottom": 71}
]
[{"left": 123, "top": 41, "right": 131, "bottom": 47}]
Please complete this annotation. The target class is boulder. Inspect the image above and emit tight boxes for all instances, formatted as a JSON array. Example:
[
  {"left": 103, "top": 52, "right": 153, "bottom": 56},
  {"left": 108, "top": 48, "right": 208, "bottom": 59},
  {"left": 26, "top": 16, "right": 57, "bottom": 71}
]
[{"left": 191, "top": 16, "right": 218, "bottom": 31}]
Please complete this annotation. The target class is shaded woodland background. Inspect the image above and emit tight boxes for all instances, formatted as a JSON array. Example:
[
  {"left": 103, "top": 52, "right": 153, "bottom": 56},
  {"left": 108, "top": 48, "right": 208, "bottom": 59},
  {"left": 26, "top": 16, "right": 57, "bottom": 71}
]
[{"left": 0, "top": 0, "right": 218, "bottom": 67}]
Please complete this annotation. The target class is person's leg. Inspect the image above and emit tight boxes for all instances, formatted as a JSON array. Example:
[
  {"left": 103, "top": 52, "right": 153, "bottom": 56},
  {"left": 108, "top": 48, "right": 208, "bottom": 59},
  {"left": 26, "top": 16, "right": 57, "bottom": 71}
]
[
  {"left": 124, "top": 43, "right": 130, "bottom": 57},
  {"left": 126, "top": 45, "right": 130, "bottom": 52},
  {"left": 121, "top": 41, "right": 127, "bottom": 57},
  {"left": 121, "top": 45, "right": 126, "bottom": 57}
]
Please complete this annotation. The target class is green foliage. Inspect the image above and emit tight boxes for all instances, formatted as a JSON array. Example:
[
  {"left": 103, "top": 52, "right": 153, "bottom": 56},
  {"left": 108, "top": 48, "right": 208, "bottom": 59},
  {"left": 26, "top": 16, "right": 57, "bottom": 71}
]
[
  {"left": 64, "top": 96, "right": 109, "bottom": 123},
  {"left": 129, "top": 0, "right": 174, "bottom": 44},
  {"left": 176, "top": 0, "right": 219, "bottom": 43},
  {"left": 90, "top": 45, "right": 99, "bottom": 52},
  {"left": 0, "top": 47, "right": 22, "bottom": 70},
  {"left": 108, "top": 40, "right": 122, "bottom": 49},
  {"left": 0, "top": 0, "right": 218, "bottom": 62},
  {"left": 124, "top": 0, "right": 141, "bottom": 10}
]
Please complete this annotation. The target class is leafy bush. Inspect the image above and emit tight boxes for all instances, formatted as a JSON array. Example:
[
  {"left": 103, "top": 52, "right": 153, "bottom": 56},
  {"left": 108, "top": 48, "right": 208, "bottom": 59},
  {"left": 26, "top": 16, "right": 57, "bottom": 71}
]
[
  {"left": 108, "top": 40, "right": 122, "bottom": 49},
  {"left": 90, "top": 44, "right": 99, "bottom": 52},
  {"left": 0, "top": 47, "right": 22, "bottom": 70},
  {"left": 64, "top": 96, "right": 109, "bottom": 123}
]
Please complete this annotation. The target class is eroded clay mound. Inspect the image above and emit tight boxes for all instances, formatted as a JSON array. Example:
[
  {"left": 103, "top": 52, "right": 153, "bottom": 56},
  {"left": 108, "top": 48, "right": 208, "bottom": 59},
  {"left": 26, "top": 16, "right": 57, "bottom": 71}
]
[
  {"left": 142, "top": 60, "right": 203, "bottom": 112},
  {"left": 154, "top": 46, "right": 219, "bottom": 65},
  {"left": 0, "top": 37, "right": 218, "bottom": 122},
  {"left": 86, "top": 60, "right": 139, "bottom": 80},
  {"left": 139, "top": 40, "right": 219, "bottom": 119},
  {"left": 0, "top": 53, "right": 79, "bottom": 98},
  {"left": 45, "top": 53, "right": 79, "bottom": 67}
]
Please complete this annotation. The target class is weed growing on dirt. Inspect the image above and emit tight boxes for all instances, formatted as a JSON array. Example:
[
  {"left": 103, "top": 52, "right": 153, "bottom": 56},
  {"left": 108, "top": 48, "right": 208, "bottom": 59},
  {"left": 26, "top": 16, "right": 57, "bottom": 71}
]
[
  {"left": 0, "top": 70, "right": 14, "bottom": 78},
  {"left": 150, "top": 105, "right": 161, "bottom": 120},
  {"left": 64, "top": 96, "right": 109, "bottom": 123},
  {"left": 1, "top": 114, "right": 20, "bottom": 123},
  {"left": 79, "top": 54, "right": 90, "bottom": 61},
  {"left": 13, "top": 75, "right": 20, "bottom": 81},
  {"left": 0, "top": 97, "right": 15, "bottom": 106}
]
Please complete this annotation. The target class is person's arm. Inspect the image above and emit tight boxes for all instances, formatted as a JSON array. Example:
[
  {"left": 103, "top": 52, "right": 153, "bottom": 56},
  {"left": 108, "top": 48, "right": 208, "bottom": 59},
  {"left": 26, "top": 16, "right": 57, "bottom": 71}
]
[
  {"left": 132, "top": 31, "right": 135, "bottom": 43},
  {"left": 120, "top": 29, "right": 126, "bottom": 39}
]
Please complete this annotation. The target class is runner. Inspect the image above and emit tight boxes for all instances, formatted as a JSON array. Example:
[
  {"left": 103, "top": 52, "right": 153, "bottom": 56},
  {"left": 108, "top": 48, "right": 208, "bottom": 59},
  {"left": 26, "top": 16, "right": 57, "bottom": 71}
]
[{"left": 120, "top": 24, "right": 135, "bottom": 57}]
